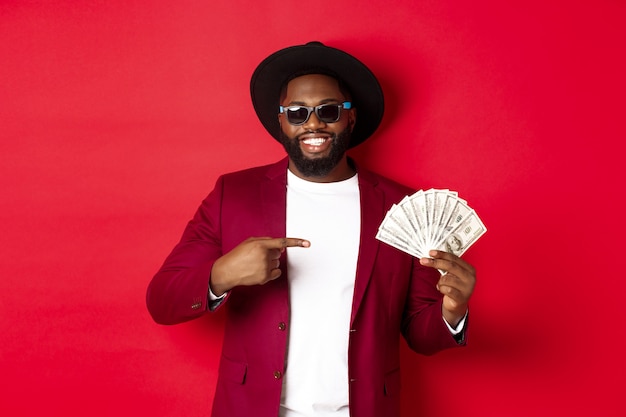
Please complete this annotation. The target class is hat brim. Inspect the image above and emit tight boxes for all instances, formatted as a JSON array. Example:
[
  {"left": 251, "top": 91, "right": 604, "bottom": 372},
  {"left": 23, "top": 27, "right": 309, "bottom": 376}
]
[{"left": 250, "top": 42, "right": 384, "bottom": 149}]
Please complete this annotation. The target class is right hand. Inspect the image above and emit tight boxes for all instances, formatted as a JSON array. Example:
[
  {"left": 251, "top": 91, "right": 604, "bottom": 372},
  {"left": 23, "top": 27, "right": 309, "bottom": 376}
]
[{"left": 210, "top": 237, "right": 310, "bottom": 296}]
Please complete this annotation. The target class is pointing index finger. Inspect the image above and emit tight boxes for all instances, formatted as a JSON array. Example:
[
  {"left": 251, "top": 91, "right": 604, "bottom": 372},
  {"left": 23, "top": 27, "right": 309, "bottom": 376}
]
[
  {"left": 258, "top": 237, "right": 310, "bottom": 250},
  {"left": 277, "top": 237, "right": 310, "bottom": 249}
]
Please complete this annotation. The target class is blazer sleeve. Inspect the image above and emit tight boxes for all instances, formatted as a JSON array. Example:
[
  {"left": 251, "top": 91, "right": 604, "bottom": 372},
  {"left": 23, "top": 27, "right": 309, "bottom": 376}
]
[
  {"left": 146, "top": 176, "right": 226, "bottom": 325},
  {"left": 400, "top": 258, "right": 467, "bottom": 355}
]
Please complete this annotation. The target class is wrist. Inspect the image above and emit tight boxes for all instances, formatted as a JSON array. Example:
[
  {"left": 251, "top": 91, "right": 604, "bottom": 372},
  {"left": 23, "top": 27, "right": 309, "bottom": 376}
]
[
  {"left": 442, "top": 305, "right": 467, "bottom": 329},
  {"left": 210, "top": 259, "right": 232, "bottom": 296}
]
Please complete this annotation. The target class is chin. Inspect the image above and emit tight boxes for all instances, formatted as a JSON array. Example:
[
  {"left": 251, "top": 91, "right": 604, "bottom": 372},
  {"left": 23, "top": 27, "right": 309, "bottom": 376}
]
[{"left": 279, "top": 128, "right": 351, "bottom": 178}]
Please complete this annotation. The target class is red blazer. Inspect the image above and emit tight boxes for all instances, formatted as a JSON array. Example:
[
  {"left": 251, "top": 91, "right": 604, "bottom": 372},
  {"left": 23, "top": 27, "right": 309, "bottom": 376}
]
[{"left": 147, "top": 158, "right": 465, "bottom": 417}]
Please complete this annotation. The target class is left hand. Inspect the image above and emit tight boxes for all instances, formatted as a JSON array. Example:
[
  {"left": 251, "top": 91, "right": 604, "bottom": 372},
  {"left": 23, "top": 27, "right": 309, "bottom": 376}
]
[{"left": 419, "top": 250, "right": 476, "bottom": 327}]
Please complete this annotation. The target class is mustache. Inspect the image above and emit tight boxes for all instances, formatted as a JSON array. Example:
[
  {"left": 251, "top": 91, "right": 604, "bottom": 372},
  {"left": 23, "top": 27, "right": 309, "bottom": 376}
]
[{"left": 296, "top": 130, "right": 334, "bottom": 140}]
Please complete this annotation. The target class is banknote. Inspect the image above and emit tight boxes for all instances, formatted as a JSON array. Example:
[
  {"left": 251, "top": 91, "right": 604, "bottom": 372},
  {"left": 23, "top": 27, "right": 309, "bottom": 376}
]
[{"left": 376, "top": 188, "right": 486, "bottom": 263}]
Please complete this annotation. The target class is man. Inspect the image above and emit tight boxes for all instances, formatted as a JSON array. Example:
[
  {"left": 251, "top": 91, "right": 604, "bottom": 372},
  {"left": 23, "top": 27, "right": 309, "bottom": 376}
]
[{"left": 147, "top": 41, "right": 476, "bottom": 417}]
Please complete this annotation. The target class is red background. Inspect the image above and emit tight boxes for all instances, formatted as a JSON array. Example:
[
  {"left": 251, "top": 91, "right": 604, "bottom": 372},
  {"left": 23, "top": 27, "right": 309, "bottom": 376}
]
[{"left": 1, "top": 1, "right": 624, "bottom": 416}]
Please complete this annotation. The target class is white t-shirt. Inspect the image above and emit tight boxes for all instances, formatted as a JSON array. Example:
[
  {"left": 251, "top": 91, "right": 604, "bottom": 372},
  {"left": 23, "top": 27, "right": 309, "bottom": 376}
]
[{"left": 280, "top": 170, "right": 361, "bottom": 417}]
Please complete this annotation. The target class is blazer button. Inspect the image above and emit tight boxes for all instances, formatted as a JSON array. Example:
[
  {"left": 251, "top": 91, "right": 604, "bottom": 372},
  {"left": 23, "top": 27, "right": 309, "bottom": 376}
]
[
  {"left": 273, "top": 371, "right": 282, "bottom": 379},
  {"left": 278, "top": 322, "right": 286, "bottom": 331}
]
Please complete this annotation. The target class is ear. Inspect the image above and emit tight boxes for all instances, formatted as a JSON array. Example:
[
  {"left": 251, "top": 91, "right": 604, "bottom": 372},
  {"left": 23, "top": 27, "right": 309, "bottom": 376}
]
[{"left": 348, "top": 108, "right": 357, "bottom": 132}]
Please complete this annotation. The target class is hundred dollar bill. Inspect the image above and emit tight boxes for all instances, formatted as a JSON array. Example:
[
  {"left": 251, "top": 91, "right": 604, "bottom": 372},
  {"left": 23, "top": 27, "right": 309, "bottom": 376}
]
[
  {"left": 407, "top": 190, "right": 430, "bottom": 249},
  {"left": 431, "top": 192, "right": 455, "bottom": 246},
  {"left": 434, "top": 197, "right": 473, "bottom": 249},
  {"left": 431, "top": 189, "right": 455, "bottom": 246},
  {"left": 423, "top": 189, "right": 435, "bottom": 248},
  {"left": 387, "top": 202, "right": 419, "bottom": 248},
  {"left": 436, "top": 210, "right": 487, "bottom": 257},
  {"left": 377, "top": 207, "right": 419, "bottom": 254},
  {"left": 395, "top": 195, "right": 426, "bottom": 250},
  {"left": 376, "top": 224, "right": 425, "bottom": 258}
]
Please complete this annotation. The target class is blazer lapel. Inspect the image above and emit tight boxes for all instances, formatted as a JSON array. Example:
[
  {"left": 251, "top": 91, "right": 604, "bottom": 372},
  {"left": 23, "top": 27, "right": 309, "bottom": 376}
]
[
  {"left": 260, "top": 158, "right": 289, "bottom": 238},
  {"left": 351, "top": 169, "right": 384, "bottom": 325},
  {"left": 258, "top": 158, "right": 290, "bottom": 316}
]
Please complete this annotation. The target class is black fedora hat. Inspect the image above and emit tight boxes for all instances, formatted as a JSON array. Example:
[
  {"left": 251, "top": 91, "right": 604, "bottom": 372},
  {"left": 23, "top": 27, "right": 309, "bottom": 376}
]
[{"left": 250, "top": 41, "right": 384, "bottom": 149}]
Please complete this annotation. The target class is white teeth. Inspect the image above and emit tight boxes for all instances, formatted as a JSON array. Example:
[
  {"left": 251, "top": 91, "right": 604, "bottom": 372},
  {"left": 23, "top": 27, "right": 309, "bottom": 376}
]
[{"left": 302, "top": 138, "right": 326, "bottom": 146}]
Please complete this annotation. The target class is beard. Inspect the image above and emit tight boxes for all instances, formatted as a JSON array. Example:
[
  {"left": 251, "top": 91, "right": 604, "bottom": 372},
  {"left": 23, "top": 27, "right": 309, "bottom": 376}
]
[{"left": 279, "top": 127, "right": 351, "bottom": 178}]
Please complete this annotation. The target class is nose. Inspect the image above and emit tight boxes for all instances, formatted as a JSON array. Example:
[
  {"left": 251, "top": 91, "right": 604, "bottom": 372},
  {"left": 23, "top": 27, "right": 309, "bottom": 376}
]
[{"left": 302, "top": 110, "right": 326, "bottom": 130}]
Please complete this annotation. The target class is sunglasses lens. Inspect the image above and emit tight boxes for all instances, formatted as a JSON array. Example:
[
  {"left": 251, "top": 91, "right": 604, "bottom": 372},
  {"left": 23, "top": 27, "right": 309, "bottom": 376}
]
[
  {"left": 317, "top": 105, "right": 340, "bottom": 122},
  {"left": 286, "top": 107, "right": 310, "bottom": 125}
]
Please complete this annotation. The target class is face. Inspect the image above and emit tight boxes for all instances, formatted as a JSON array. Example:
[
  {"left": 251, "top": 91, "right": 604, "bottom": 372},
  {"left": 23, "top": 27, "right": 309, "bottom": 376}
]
[{"left": 278, "top": 74, "right": 356, "bottom": 181}]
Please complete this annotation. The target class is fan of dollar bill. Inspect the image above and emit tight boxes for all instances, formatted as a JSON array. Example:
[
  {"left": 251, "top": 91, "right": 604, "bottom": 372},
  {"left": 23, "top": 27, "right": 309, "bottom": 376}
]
[{"left": 376, "top": 188, "right": 486, "bottom": 260}]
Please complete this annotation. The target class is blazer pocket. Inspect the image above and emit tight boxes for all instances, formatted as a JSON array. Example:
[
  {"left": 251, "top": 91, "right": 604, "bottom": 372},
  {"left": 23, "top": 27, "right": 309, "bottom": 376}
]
[
  {"left": 383, "top": 368, "right": 401, "bottom": 397},
  {"left": 218, "top": 355, "right": 248, "bottom": 385}
]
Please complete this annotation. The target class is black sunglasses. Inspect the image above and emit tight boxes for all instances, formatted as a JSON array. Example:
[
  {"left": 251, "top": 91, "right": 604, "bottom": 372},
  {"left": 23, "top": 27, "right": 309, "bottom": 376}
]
[{"left": 279, "top": 102, "right": 352, "bottom": 126}]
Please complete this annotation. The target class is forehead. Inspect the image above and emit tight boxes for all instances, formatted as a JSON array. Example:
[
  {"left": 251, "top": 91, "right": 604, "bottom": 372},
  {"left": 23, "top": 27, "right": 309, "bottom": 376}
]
[{"left": 282, "top": 74, "right": 345, "bottom": 104}]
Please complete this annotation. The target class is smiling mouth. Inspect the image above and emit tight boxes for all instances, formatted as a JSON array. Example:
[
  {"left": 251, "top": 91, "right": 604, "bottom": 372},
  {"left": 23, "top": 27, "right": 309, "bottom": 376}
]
[{"left": 301, "top": 137, "right": 328, "bottom": 146}]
